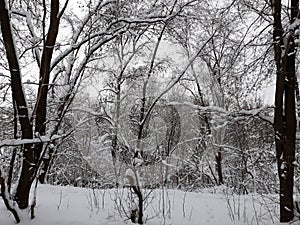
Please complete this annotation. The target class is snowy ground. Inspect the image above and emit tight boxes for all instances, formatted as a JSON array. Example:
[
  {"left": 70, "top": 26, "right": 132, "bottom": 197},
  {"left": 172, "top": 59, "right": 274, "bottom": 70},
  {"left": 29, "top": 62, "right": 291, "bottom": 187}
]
[{"left": 0, "top": 184, "right": 292, "bottom": 225}]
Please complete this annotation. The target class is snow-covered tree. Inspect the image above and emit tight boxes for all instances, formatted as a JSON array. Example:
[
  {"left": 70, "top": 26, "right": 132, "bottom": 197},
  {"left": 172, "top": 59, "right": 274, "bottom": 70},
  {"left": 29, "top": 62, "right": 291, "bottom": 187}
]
[{"left": 0, "top": 0, "right": 176, "bottom": 221}]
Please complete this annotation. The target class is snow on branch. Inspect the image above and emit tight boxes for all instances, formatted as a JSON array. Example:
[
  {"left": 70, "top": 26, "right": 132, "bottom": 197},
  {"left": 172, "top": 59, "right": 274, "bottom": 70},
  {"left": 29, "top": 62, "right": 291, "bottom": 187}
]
[
  {"left": 115, "top": 15, "right": 173, "bottom": 25},
  {"left": 289, "top": 18, "right": 300, "bottom": 31},
  {"left": 231, "top": 108, "right": 274, "bottom": 124},
  {"left": 0, "top": 135, "right": 62, "bottom": 148},
  {"left": 168, "top": 101, "right": 274, "bottom": 124},
  {"left": 125, "top": 168, "right": 137, "bottom": 186},
  {"left": 71, "top": 107, "right": 113, "bottom": 124},
  {"left": 139, "top": 27, "right": 221, "bottom": 127},
  {"left": 161, "top": 160, "right": 177, "bottom": 168},
  {"left": 51, "top": 5, "right": 175, "bottom": 72},
  {"left": 50, "top": 25, "right": 127, "bottom": 71}
]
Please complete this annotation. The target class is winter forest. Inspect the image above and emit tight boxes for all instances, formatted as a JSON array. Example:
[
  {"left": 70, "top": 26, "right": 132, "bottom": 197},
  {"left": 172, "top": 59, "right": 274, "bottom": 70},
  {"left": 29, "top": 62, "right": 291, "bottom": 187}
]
[{"left": 0, "top": 0, "right": 300, "bottom": 224}]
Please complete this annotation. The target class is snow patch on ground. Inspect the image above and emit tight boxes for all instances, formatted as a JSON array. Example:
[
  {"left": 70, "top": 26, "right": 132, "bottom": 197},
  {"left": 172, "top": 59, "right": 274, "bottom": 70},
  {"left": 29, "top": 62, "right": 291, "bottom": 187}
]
[{"left": 0, "top": 184, "right": 283, "bottom": 225}]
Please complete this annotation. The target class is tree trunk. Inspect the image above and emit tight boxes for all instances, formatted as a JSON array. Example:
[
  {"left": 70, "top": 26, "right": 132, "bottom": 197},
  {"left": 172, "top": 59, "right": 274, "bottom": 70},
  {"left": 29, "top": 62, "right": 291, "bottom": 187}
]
[
  {"left": 8, "top": 100, "right": 18, "bottom": 194},
  {"left": 0, "top": 0, "right": 34, "bottom": 209},
  {"left": 272, "top": 0, "right": 298, "bottom": 222},
  {"left": 38, "top": 144, "right": 54, "bottom": 184},
  {"left": 0, "top": 0, "right": 63, "bottom": 209},
  {"left": 215, "top": 150, "right": 224, "bottom": 185},
  {"left": 34, "top": 0, "right": 60, "bottom": 167}
]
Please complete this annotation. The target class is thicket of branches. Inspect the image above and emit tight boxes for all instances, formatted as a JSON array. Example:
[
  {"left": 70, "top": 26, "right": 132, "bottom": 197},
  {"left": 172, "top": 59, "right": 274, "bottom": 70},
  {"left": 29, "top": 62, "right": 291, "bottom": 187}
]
[{"left": 0, "top": 0, "right": 300, "bottom": 224}]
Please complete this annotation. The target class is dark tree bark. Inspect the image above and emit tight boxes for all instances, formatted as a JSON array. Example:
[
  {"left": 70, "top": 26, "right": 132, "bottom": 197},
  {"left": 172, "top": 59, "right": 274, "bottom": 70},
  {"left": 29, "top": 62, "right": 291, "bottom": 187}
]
[
  {"left": 33, "top": 0, "right": 62, "bottom": 184},
  {"left": 272, "top": 0, "right": 298, "bottom": 222},
  {"left": 0, "top": 0, "right": 34, "bottom": 209},
  {"left": 215, "top": 151, "right": 224, "bottom": 185},
  {"left": 0, "top": 0, "right": 64, "bottom": 209},
  {"left": 34, "top": 0, "right": 60, "bottom": 164},
  {"left": 7, "top": 100, "right": 18, "bottom": 194}
]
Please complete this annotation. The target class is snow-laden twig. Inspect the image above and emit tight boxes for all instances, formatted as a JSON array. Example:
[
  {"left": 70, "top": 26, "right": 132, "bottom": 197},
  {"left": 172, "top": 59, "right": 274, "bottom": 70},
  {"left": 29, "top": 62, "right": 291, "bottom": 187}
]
[
  {"left": 169, "top": 101, "right": 274, "bottom": 124},
  {"left": 139, "top": 27, "right": 222, "bottom": 128},
  {"left": 0, "top": 135, "right": 62, "bottom": 148},
  {"left": 161, "top": 160, "right": 177, "bottom": 168}
]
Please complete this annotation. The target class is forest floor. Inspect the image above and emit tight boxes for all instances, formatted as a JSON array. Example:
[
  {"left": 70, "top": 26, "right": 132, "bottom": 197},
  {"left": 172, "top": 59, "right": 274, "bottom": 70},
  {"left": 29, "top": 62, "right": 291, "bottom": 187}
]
[{"left": 0, "top": 184, "right": 295, "bottom": 225}]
